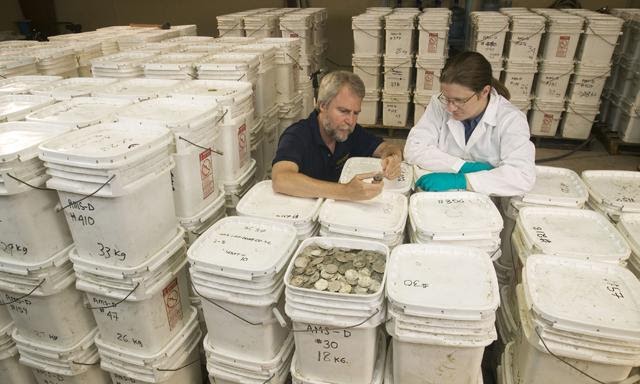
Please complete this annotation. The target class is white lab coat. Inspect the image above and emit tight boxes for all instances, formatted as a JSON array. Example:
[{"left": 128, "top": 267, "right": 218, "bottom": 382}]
[{"left": 404, "top": 88, "right": 536, "bottom": 196}]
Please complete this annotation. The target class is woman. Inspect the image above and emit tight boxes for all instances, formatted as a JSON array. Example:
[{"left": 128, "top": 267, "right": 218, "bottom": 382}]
[{"left": 404, "top": 51, "right": 535, "bottom": 196}]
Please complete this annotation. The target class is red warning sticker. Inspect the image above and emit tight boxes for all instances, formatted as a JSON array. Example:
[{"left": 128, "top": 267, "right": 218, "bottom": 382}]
[
  {"left": 238, "top": 123, "right": 248, "bottom": 168},
  {"left": 423, "top": 71, "right": 434, "bottom": 90},
  {"left": 428, "top": 33, "right": 438, "bottom": 53},
  {"left": 163, "top": 278, "right": 183, "bottom": 331},
  {"left": 199, "top": 148, "right": 215, "bottom": 199},
  {"left": 556, "top": 36, "right": 570, "bottom": 58},
  {"left": 541, "top": 113, "right": 554, "bottom": 133}
]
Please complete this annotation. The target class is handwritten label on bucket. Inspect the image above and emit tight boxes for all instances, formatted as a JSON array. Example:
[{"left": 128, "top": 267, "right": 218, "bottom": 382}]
[
  {"left": 200, "top": 148, "right": 215, "bottom": 199},
  {"left": 556, "top": 36, "right": 570, "bottom": 58},
  {"left": 163, "top": 277, "right": 183, "bottom": 331},
  {"left": 306, "top": 324, "right": 353, "bottom": 366}
]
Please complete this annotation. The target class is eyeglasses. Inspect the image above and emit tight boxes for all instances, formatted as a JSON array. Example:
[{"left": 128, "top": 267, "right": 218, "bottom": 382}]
[{"left": 437, "top": 92, "right": 478, "bottom": 108}]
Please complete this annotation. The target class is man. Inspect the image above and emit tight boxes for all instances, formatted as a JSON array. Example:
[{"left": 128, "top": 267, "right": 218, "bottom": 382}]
[{"left": 272, "top": 71, "right": 403, "bottom": 201}]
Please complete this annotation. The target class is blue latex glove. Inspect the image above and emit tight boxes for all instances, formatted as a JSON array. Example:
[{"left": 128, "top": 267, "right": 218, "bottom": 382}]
[
  {"left": 415, "top": 173, "right": 467, "bottom": 192},
  {"left": 459, "top": 161, "right": 494, "bottom": 174}
]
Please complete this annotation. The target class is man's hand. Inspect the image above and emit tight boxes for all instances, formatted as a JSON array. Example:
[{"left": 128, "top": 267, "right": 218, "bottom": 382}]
[
  {"left": 345, "top": 172, "right": 384, "bottom": 200},
  {"left": 381, "top": 154, "right": 401, "bottom": 180}
]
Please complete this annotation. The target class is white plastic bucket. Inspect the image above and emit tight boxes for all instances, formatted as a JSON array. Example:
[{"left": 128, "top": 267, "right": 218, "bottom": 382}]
[
  {"left": 25, "top": 97, "right": 132, "bottom": 129},
  {"left": 504, "top": 27, "right": 544, "bottom": 61},
  {"left": 235, "top": 180, "right": 322, "bottom": 241},
  {"left": 385, "top": 20, "right": 416, "bottom": 57},
  {"left": 77, "top": 251, "right": 191, "bottom": 355},
  {"left": 0, "top": 276, "right": 97, "bottom": 349},
  {"left": 581, "top": 170, "right": 640, "bottom": 222},
  {"left": 352, "top": 54, "right": 382, "bottom": 90},
  {"left": 0, "top": 344, "right": 37, "bottom": 383},
  {"left": 560, "top": 102, "right": 599, "bottom": 140},
  {"left": 539, "top": 30, "right": 582, "bottom": 63},
  {"left": 352, "top": 18, "right": 384, "bottom": 55},
  {"left": 576, "top": 30, "right": 621, "bottom": 65},
  {"left": 51, "top": 167, "right": 178, "bottom": 269},
  {"left": 291, "top": 329, "right": 386, "bottom": 384},
  {"left": 417, "top": 26, "right": 448, "bottom": 59},
  {"left": 0, "top": 75, "right": 62, "bottom": 95},
  {"left": 97, "top": 307, "right": 202, "bottom": 383},
  {"left": 383, "top": 55, "right": 413, "bottom": 91},
  {"left": 415, "top": 57, "right": 445, "bottom": 93},
  {"left": 359, "top": 89, "right": 380, "bottom": 125},
  {"left": 566, "top": 63, "right": 610, "bottom": 105},
  {"left": 216, "top": 112, "right": 252, "bottom": 183},
  {"left": 318, "top": 192, "right": 408, "bottom": 247},
  {"left": 529, "top": 100, "right": 564, "bottom": 136},
  {"left": 382, "top": 91, "right": 411, "bottom": 127},
  {"left": 413, "top": 91, "right": 434, "bottom": 122},
  {"left": 534, "top": 61, "right": 573, "bottom": 101},
  {"left": 502, "top": 62, "right": 537, "bottom": 101}
]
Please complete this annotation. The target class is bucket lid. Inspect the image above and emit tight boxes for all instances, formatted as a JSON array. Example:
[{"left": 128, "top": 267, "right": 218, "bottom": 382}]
[
  {"left": 524, "top": 255, "right": 640, "bottom": 341},
  {"left": 30, "top": 77, "right": 119, "bottom": 100},
  {"left": 25, "top": 97, "right": 133, "bottom": 128},
  {"left": 409, "top": 192, "right": 503, "bottom": 240},
  {"left": 318, "top": 192, "right": 408, "bottom": 240},
  {"left": 93, "top": 78, "right": 184, "bottom": 100},
  {"left": 581, "top": 170, "right": 640, "bottom": 214},
  {"left": 38, "top": 121, "right": 172, "bottom": 169},
  {"left": 386, "top": 243, "right": 500, "bottom": 320},
  {"left": 170, "top": 79, "right": 253, "bottom": 105},
  {"left": 0, "top": 121, "right": 75, "bottom": 163},
  {"left": 0, "top": 75, "right": 62, "bottom": 95},
  {"left": 236, "top": 180, "right": 323, "bottom": 230},
  {"left": 0, "top": 94, "right": 56, "bottom": 122},
  {"left": 339, "top": 157, "right": 413, "bottom": 195},
  {"left": 520, "top": 165, "right": 589, "bottom": 207},
  {"left": 187, "top": 216, "right": 298, "bottom": 280},
  {"left": 516, "top": 206, "right": 630, "bottom": 263},
  {"left": 115, "top": 96, "right": 220, "bottom": 130}
]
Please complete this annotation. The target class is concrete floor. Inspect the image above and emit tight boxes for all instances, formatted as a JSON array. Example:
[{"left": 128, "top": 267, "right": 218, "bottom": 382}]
[{"left": 384, "top": 137, "right": 640, "bottom": 174}]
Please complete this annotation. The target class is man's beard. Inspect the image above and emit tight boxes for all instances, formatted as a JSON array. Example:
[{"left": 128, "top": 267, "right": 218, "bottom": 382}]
[{"left": 322, "top": 116, "right": 352, "bottom": 143}]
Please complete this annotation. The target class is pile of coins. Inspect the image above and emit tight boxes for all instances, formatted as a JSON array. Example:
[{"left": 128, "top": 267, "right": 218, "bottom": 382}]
[{"left": 289, "top": 244, "right": 386, "bottom": 294}]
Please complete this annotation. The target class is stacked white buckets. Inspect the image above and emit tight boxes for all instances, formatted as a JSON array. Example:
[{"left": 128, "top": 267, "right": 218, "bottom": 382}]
[
  {"left": 113, "top": 96, "right": 226, "bottom": 224},
  {"left": 284, "top": 236, "right": 388, "bottom": 384},
  {"left": 383, "top": 10, "right": 419, "bottom": 127},
  {"left": 617, "top": 213, "right": 640, "bottom": 278},
  {"left": 499, "top": 8, "right": 546, "bottom": 115},
  {"left": 90, "top": 51, "right": 160, "bottom": 79},
  {"left": 500, "top": 256, "right": 640, "bottom": 384},
  {"left": 529, "top": 9, "right": 583, "bottom": 136},
  {"left": 414, "top": 8, "right": 451, "bottom": 123},
  {"left": 318, "top": 192, "right": 408, "bottom": 249},
  {"left": 187, "top": 216, "right": 298, "bottom": 384},
  {"left": 170, "top": 80, "right": 257, "bottom": 214},
  {"left": 30, "top": 77, "right": 119, "bottom": 101},
  {"left": 386, "top": 243, "right": 499, "bottom": 384},
  {"left": 499, "top": 165, "right": 589, "bottom": 285},
  {"left": 0, "top": 121, "right": 102, "bottom": 383},
  {"left": 581, "top": 170, "right": 640, "bottom": 222},
  {"left": 560, "top": 9, "right": 623, "bottom": 139},
  {"left": 142, "top": 52, "right": 209, "bottom": 80},
  {"left": 236, "top": 180, "right": 323, "bottom": 241},
  {"left": 39, "top": 123, "right": 202, "bottom": 383},
  {"left": 92, "top": 78, "right": 184, "bottom": 101},
  {"left": 352, "top": 11, "right": 386, "bottom": 126},
  {"left": 409, "top": 191, "right": 504, "bottom": 261},
  {"left": 0, "top": 307, "right": 37, "bottom": 383},
  {"left": 469, "top": 12, "right": 509, "bottom": 80}
]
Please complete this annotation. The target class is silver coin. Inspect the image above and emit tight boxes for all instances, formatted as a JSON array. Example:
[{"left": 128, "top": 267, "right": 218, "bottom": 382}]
[{"left": 314, "top": 279, "right": 329, "bottom": 291}]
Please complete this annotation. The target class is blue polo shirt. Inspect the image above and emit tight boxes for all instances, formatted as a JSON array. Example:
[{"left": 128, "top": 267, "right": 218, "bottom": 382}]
[{"left": 273, "top": 110, "right": 383, "bottom": 182}]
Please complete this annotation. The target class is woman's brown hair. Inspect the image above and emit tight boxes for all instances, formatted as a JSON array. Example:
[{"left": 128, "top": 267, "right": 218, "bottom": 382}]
[{"left": 440, "top": 51, "right": 511, "bottom": 100}]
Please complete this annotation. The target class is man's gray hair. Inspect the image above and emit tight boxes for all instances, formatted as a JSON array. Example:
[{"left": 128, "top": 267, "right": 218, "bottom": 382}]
[{"left": 316, "top": 71, "right": 365, "bottom": 109}]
